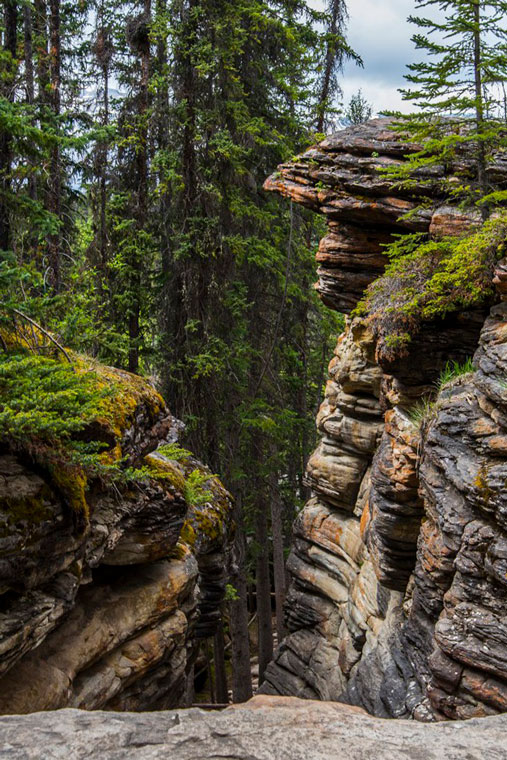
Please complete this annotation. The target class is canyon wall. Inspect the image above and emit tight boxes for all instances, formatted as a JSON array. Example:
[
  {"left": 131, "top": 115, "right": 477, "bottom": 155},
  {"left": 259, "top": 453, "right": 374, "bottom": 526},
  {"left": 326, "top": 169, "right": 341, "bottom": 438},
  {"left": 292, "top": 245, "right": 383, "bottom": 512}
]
[
  {"left": 260, "top": 119, "right": 507, "bottom": 720},
  {"left": 0, "top": 360, "right": 232, "bottom": 713}
]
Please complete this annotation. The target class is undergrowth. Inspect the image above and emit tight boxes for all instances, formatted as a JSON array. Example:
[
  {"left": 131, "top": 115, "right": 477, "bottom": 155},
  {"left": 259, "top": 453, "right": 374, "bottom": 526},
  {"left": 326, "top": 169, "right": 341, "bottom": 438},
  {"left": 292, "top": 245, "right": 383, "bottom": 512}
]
[
  {"left": 437, "top": 358, "right": 475, "bottom": 389},
  {"left": 0, "top": 347, "right": 164, "bottom": 519},
  {"left": 157, "top": 442, "right": 193, "bottom": 462},
  {"left": 408, "top": 358, "right": 475, "bottom": 428}
]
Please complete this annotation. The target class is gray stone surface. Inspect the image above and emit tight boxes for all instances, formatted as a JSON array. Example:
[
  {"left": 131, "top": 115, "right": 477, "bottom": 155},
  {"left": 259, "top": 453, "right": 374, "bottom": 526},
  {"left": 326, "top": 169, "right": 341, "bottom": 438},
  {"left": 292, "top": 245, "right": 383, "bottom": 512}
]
[{"left": 1, "top": 696, "right": 506, "bottom": 759}]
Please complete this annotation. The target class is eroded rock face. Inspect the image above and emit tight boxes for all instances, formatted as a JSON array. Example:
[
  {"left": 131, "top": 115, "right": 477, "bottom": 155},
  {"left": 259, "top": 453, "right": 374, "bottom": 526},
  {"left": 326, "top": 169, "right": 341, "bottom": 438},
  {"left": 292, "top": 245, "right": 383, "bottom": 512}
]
[
  {"left": 1, "top": 696, "right": 506, "bottom": 760},
  {"left": 0, "top": 368, "right": 233, "bottom": 714},
  {"left": 261, "top": 119, "right": 507, "bottom": 721}
]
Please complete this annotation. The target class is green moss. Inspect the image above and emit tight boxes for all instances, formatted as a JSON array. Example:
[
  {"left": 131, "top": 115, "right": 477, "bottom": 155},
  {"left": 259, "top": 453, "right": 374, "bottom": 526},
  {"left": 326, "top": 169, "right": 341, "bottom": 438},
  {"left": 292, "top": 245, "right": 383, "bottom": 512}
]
[
  {"left": 474, "top": 462, "right": 493, "bottom": 505},
  {"left": 144, "top": 453, "right": 186, "bottom": 492},
  {"left": 49, "top": 462, "right": 89, "bottom": 519},
  {"left": 73, "top": 354, "right": 164, "bottom": 458},
  {"left": 0, "top": 485, "right": 54, "bottom": 538},
  {"left": 0, "top": 347, "right": 166, "bottom": 526},
  {"left": 175, "top": 460, "right": 232, "bottom": 551}
]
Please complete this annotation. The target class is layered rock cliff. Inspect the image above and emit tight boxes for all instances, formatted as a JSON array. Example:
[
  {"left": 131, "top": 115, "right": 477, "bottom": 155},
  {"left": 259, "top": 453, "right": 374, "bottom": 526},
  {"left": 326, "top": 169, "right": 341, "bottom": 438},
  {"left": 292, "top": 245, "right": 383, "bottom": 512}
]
[
  {"left": 260, "top": 119, "right": 507, "bottom": 720},
  {"left": 0, "top": 349, "right": 232, "bottom": 713}
]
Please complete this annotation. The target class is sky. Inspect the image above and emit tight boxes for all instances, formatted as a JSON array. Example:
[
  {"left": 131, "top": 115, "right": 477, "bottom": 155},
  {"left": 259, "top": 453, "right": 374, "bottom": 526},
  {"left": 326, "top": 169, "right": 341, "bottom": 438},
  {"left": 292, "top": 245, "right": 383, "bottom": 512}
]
[{"left": 312, "top": 0, "right": 421, "bottom": 116}]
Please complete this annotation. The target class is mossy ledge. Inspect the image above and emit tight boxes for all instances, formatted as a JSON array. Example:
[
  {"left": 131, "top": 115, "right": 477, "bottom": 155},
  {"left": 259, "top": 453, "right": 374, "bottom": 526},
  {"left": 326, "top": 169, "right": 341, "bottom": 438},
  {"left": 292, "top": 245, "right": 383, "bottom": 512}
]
[{"left": 0, "top": 340, "right": 233, "bottom": 709}]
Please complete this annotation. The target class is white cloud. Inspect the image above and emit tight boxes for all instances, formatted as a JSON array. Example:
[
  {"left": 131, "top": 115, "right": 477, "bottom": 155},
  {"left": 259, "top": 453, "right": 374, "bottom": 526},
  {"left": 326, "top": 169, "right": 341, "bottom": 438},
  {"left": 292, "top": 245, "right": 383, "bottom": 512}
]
[{"left": 341, "top": 0, "right": 419, "bottom": 114}]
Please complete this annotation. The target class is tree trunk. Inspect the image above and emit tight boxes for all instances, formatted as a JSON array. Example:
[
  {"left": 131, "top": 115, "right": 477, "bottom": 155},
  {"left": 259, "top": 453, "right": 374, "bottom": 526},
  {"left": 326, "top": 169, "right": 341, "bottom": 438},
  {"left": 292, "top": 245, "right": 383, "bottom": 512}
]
[
  {"left": 23, "top": 2, "right": 37, "bottom": 203},
  {"left": 316, "top": 0, "right": 346, "bottom": 133},
  {"left": 99, "top": 59, "right": 109, "bottom": 271},
  {"left": 270, "top": 470, "right": 286, "bottom": 644},
  {"left": 0, "top": 0, "right": 18, "bottom": 253},
  {"left": 229, "top": 495, "right": 253, "bottom": 703},
  {"left": 255, "top": 485, "right": 273, "bottom": 685},
  {"left": 34, "top": 0, "right": 49, "bottom": 104},
  {"left": 128, "top": 0, "right": 151, "bottom": 373},
  {"left": 23, "top": 4, "right": 35, "bottom": 105},
  {"left": 47, "top": 0, "right": 61, "bottom": 290},
  {"left": 473, "top": 0, "right": 488, "bottom": 218},
  {"left": 213, "top": 619, "right": 229, "bottom": 704}
]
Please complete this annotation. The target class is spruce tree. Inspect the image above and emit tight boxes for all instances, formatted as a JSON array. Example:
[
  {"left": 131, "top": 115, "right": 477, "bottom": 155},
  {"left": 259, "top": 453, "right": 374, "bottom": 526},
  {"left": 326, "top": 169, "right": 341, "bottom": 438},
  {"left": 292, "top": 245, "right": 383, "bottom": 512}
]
[{"left": 392, "top": 0, "right": 507, "bottom": 215}]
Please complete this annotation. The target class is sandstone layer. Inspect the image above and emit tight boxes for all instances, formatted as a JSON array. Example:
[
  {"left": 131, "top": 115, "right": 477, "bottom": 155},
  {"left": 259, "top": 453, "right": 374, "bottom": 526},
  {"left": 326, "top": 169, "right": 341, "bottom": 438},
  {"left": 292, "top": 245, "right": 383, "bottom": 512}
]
[
  {"left": 1, "top": 696, "right": 506, "bottom": 759},
  {"left": 0, "top": 361, "right": 232, "bottom": 713},
  {"left": 261, "top": 119, "right": 507, "bottom": 720}
]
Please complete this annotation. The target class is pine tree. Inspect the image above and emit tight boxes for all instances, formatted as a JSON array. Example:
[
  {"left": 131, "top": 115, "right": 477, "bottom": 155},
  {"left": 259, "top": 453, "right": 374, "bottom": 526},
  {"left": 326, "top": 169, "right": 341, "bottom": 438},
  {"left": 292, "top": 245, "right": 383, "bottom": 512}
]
[
  {"left": 316, "top": 0, "right": 361, "bottom": 132},
  {"left": 392, "top": 0, "right": 507, "bottom": 215},
  {"left": 343, "top": 88, "right": 373, "bottom": 125}
]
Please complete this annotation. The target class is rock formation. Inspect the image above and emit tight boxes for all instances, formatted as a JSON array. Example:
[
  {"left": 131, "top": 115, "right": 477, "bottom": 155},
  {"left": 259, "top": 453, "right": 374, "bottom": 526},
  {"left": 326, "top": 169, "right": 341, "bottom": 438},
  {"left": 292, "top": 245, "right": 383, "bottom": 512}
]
[
  {"left": 0, "top": 357, "right": 232, "bottom": 713},
  {"left": 260, "top": 118, "right": 507, "bottom": 720},
  {"left": 1, "top": 695, "right": 506, "bottom": 759}
]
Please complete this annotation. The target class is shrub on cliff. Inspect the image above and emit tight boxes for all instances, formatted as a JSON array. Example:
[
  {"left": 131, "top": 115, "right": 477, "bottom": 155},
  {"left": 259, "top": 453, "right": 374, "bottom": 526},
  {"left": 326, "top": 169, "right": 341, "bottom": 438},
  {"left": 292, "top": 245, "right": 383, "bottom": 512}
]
[
  {"left": 0, "top": 331, "right": 168, "bottom": 521},
  {"left": 357, "top": 213, "right": 507, "bottom": 360}
]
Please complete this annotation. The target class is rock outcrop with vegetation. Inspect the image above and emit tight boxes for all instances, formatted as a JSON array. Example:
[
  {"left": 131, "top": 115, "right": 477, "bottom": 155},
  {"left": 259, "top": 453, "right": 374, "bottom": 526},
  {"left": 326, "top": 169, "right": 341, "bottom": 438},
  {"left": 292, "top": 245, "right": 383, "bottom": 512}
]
[
  {"left": 0, "top": 334, "right": 232, "bottom": 713},
  {"left": 260, "top": 118, "right": 507, "bottom": 720}
]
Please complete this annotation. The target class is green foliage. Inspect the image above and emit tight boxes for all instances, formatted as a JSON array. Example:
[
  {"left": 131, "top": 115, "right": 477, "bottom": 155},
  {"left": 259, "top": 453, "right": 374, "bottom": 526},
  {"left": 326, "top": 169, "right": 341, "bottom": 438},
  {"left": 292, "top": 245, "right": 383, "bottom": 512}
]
[
  {"left": 408, "top": 358, "right": 476, "bottom": 429},
  {"left": 437, "top": 358, "right": 475, "bottom": 390},
  {"left": 0, "top": 352, "right": 111, "bottom": 449},
  {"left": 224, "top": 583, "right": 240, "bottom": 602},
  {"left": 157, "top": 443, "right": 193, "bottom": 462},
  {"left": 183, "top": 469, "right": 214, "bottom": 508},
  {"left": 407, "top": 396, "right": 437, "bottom": 429},
  {"left": 384, "top": 0, "right": 507, "bottom": 211},
  {"left": 359, "top": 213, "right": 507, "bottom": 359}
]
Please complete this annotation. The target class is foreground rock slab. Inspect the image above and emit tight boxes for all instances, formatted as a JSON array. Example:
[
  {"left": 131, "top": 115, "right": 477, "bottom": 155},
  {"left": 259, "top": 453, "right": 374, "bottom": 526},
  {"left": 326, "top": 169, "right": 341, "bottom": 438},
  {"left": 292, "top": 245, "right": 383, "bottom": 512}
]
[{"left": 1, "top": 696, "right": 506, "bottom": 760}]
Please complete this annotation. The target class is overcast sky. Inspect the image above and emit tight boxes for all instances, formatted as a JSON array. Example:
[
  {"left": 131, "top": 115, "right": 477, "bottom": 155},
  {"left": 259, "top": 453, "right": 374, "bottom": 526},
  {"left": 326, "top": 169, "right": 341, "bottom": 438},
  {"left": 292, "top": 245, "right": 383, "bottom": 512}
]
[{"left": 311, "top": 0, "right": 421, "bottom": 115}]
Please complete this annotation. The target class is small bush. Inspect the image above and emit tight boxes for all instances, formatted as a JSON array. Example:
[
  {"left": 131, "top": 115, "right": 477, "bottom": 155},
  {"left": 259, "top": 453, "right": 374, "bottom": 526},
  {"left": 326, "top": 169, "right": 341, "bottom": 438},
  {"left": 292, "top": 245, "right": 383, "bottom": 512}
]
[
  {"left": 407, "top": 396, "right": 437, "bottom": 429},
  {"left": 183, "top": 469, "right": 214, "bottom": 507},
  {"left": 157, "top": 442, "right": 193, "bottom": 462}
]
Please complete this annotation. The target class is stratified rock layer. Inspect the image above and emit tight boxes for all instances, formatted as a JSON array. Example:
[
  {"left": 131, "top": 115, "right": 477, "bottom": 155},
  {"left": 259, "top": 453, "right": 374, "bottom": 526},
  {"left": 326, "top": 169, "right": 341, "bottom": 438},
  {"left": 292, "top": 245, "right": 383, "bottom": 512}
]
[
  {"left": 1, "top": 696, "right": 506, "bottom": 760},
  {"left": 261, "top": 119, "right": 507, "bottom": 720},
  {"left": 0, "top": 364, "right": 232, "bottom": 714}
]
